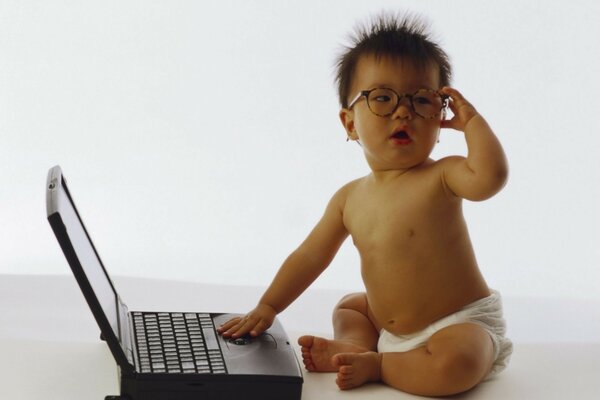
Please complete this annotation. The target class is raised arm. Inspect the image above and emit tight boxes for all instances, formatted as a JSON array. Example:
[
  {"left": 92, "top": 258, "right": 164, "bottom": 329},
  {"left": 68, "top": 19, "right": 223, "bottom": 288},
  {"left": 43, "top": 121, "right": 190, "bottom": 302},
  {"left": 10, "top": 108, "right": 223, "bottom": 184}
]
[
  {"left": 218, "top": 185, "right": 350, "bottom": 338},
  {"left": 439, "top": 87, "right": 509, "bottom": 201}
]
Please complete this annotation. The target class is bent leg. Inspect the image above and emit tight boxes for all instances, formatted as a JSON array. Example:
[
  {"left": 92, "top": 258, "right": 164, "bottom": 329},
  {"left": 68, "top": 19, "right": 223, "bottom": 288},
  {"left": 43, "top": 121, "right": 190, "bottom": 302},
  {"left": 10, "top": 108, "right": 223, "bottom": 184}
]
[
  {"left": 378, "top": 323, "right": 495, "bottom": 396},
  {"left": 332, "top": 292, "right": 380, "bottom": 350},
  {"left": 298, "top": 292, "right": 380, "bottom": 372}
]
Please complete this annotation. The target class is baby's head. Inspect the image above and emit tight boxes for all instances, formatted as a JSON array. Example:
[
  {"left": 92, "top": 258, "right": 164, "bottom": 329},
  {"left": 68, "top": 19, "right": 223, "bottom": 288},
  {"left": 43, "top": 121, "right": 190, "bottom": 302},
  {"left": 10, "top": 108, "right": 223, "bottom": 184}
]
[
  {"left": 335, "top": 13, "right": 453, "bottom": 170},
  {"left": 335, "top": 12, "right": 452, "bottom": 109}
]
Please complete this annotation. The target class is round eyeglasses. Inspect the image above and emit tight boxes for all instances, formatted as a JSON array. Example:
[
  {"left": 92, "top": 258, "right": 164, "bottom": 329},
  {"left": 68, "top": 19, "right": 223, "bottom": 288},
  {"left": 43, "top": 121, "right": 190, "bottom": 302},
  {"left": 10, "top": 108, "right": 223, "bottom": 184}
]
[{"left": 348, "top": 87, "right": 448, "bottom": 119}]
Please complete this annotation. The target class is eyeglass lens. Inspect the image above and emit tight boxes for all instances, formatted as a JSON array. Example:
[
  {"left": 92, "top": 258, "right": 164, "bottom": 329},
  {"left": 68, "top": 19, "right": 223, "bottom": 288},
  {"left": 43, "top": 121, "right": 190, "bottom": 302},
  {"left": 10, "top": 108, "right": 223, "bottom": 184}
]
[{"left": 367, "top": 88, "right": 444, "bottom": 119}]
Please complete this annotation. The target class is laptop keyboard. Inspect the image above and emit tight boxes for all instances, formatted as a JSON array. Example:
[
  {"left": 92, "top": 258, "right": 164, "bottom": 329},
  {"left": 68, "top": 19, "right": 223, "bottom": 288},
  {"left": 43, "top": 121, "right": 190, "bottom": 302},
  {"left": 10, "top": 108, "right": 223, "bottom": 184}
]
[{"left": 132, "top": 312, "right": 227, "bottom": 374}]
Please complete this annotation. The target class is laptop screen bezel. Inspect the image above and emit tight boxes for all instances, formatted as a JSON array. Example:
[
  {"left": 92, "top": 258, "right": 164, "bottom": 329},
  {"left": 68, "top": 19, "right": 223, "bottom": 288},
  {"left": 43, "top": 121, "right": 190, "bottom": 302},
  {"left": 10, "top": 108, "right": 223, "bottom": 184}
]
[{"left": 46, "top": 166, "right": 134, "bottom": 372}]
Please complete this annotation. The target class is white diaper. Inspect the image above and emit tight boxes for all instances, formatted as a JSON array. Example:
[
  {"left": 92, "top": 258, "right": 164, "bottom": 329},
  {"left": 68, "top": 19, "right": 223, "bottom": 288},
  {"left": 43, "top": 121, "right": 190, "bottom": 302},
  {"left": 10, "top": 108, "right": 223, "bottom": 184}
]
[{"left": 377, "top": 290, "right": 513, "bottom": 378}]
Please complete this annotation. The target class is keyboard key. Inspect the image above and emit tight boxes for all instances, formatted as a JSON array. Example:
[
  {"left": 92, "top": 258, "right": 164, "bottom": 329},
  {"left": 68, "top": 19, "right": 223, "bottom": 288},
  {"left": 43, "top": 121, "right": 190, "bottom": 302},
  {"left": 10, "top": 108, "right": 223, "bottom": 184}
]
[{"left": 133, "top": 312, "right": 227, "bottom": 375}]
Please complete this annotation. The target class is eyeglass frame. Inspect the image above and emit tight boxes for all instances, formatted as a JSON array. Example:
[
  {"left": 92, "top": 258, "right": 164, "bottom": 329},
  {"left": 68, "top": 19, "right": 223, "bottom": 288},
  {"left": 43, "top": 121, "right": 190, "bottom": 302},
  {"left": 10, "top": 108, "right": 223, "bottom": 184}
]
[{"left": 347, "top": 87, "right": 449, "bottom": 119}]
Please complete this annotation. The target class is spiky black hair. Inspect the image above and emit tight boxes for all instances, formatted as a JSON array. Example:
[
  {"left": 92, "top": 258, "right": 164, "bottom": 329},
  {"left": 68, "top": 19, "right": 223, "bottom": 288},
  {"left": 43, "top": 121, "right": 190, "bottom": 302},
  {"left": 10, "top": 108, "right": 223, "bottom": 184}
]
[{"left": 335, "top": 11, "right": 452, "bottom": 108}]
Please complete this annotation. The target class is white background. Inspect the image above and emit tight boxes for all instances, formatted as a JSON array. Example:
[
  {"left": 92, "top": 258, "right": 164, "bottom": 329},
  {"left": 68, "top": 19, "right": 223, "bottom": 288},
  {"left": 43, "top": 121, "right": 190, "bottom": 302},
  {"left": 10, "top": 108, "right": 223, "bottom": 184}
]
[{"left": 1, "top": 0, "right": 599, "bottom": 300}]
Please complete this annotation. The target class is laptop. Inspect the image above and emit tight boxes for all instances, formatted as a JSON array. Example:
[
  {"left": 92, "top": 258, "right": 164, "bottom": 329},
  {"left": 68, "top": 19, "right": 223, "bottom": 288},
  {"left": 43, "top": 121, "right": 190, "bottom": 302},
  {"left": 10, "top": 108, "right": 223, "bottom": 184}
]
[{"left": 45, "top": 165, "right": 303, "bottom": 400}]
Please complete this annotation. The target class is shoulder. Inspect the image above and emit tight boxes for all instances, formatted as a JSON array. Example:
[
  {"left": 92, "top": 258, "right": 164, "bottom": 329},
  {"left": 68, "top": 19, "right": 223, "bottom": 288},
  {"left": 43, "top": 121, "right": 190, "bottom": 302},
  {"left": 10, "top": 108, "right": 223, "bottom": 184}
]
[
  {"left": 335, "top": 177, "right": 364, "bottom": 197},
  {"left": 427, "top": 156, "right": 468, "bottom": 199},
  {"left": 405, "top": 157, "right": 465, "bottom": 184},
  {"left": 328, "top": 177, "right": 365, "bottom": 212},
  {"left": 435, "top": 155, "right": 508, "bottom": 201},
  {"left": 431, "top": 156, "right": 469, "bottom": 182},
  {"left": 433, "top": 155, "right": 467, "bottom": 170}
]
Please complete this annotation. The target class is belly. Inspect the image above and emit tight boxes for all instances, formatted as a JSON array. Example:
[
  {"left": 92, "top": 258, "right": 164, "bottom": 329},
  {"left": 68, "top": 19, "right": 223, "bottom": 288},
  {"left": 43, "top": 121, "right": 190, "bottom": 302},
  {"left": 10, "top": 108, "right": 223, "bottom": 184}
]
[{"left": 363, "top": 260, "right": 490, "bottom": 335}]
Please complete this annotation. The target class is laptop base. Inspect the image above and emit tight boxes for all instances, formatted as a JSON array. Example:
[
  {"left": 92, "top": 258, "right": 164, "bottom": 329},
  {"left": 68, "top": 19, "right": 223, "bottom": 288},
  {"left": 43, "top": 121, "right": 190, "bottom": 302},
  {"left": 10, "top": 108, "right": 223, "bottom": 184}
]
[{"left": 119, "top": 371, "right": 302, "bottom": 400}]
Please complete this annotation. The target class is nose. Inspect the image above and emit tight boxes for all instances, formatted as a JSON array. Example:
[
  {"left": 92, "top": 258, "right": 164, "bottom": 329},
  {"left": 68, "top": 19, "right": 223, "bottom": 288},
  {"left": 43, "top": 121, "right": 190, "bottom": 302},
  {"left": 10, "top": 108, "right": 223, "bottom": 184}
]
[{"left": 391, "top": 96, "right": 413, "bottom": 120}]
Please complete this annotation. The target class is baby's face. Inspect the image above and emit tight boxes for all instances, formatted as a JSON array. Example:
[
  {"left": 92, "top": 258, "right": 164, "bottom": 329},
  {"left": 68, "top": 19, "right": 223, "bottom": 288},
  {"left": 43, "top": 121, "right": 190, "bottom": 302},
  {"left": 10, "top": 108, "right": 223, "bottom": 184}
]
[{"left": 340, "top": 55, "right": 443, "bottom": 172}]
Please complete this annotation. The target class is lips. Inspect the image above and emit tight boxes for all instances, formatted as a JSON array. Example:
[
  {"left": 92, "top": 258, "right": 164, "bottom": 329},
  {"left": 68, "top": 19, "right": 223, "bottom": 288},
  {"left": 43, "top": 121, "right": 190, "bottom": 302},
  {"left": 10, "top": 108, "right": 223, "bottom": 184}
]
[{"left": 390, "top": 129, "right": 412, "bottom": 145}]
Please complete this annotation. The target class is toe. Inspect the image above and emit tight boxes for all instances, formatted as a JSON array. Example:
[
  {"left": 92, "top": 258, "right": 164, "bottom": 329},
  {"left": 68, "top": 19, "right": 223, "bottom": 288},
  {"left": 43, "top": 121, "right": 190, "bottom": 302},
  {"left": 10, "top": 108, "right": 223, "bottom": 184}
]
[
  {"left": 297, "top": 335, "right": 314, "bottom": 348},
  {"left": 336, "top": 376, "right": 354, "bottom": 390},
  {"left": 304, "top": 360, "right": 315, "bottom": 371},
  {"left": 332, "top": 352, "right": 352, "bottom": 368},
  {"left": 339, "top": 365, "right": 354, "bottom": 375}
]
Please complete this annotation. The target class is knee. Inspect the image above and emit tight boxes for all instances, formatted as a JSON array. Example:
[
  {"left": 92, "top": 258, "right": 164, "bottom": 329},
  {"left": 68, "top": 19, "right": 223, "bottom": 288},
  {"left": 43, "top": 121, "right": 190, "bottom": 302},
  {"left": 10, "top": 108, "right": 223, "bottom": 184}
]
[
  {"left": 434, "top": 347, "right": 488, "bottom": 391},
  {"left": 334, "top": 292, "right": 366, "bottom": 312}
]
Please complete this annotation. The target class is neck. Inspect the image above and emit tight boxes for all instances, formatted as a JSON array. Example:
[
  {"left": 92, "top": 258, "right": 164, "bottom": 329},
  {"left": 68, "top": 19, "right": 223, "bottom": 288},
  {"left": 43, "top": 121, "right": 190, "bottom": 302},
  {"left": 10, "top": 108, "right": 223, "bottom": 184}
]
[
  {"left": 367, "top": 158, "right": 433, "bottom": 183},
  {"left": 368, "top": 168, "right": 412, "bottom": 183}
]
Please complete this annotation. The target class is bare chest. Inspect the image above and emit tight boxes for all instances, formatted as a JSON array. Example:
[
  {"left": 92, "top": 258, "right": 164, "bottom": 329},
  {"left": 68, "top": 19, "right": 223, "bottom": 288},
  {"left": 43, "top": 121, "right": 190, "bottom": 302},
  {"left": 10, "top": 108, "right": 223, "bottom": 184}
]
[{"left": 343, "top": 176, "right": 454, "bottom": 252}]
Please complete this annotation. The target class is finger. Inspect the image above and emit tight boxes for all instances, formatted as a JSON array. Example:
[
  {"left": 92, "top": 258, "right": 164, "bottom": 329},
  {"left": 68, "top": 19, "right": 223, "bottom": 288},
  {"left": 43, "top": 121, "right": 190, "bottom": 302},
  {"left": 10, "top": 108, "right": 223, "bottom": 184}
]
[
  {"left": 220, "top": 318, "right": 249, "bottom": 338},
  {"left": 441, "top": 86, "right": 465, "bottom": 101},
  {"left": 249, "top": 319, "right": 270, "bottom": 337},
  {"left": 227, "top": 316, "right": 258, "bottom": 338},
  {"left": 220, "top": 316, "right": 243, "bottom": 329},
  {"left": 217, "top": 317, "right": 242, "bottom": 333},
  {"left": 440, "top": 116, "right": 461, "bottom": 131},
  {"left": 441, "top": 87, "right": 473, "bottom": 110},
  {"left": 443, "top": 101, "right": 458, "bottom": 121}
]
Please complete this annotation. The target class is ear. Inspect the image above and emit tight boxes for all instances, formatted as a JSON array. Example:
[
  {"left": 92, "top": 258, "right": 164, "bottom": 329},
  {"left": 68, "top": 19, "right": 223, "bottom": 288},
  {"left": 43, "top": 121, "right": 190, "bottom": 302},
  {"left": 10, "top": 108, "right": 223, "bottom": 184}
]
[{"left": 339, "top": 108, "right": 359, "bottom": 141}]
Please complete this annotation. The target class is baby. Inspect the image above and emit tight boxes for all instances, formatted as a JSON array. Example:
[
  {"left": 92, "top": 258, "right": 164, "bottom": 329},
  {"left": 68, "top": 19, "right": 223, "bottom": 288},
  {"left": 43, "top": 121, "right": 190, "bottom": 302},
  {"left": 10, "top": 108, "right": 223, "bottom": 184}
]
[{"left": 218, "top": 12, "right": 512, "bottom": 397}]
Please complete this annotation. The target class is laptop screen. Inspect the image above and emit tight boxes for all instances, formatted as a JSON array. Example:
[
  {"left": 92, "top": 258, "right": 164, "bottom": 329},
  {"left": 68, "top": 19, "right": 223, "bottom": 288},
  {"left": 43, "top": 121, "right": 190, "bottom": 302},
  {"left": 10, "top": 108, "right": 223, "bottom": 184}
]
[{"left": 47, "top": 169, "right": 120, "bottom": 342}]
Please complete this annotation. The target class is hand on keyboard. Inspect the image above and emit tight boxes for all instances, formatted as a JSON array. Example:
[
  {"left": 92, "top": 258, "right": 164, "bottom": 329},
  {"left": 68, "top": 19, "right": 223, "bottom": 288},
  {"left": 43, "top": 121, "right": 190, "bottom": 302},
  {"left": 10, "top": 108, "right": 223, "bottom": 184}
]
[{"left": 217, "top": 303, "right": 276, "bottom": 339}]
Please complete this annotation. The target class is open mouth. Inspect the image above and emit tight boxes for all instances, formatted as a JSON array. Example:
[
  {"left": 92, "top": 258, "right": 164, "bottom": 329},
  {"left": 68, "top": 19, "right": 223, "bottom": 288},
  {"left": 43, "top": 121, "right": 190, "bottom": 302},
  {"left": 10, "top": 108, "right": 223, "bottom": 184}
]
[{"left": 390, "top": 130, "right": 412, "bottom": 144}]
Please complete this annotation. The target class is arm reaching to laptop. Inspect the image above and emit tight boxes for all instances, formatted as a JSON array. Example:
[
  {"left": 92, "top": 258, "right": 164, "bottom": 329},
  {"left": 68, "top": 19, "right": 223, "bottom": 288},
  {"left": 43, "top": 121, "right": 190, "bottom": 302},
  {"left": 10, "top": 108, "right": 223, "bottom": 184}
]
[{"left": 217, "top": 187, "right": 350, "bottom": 339}]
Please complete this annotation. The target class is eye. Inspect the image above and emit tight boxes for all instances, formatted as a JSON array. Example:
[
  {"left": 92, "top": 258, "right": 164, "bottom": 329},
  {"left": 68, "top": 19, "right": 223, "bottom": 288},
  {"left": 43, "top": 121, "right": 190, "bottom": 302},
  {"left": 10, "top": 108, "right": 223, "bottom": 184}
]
[
  {"left": 368, "top": 88, "right": 396, "bottom": 104},
  {"left": 413, "top": 95, "right": 433, "bottom": 105},
  {"left": 373, "top": 95, "right": 392, "bottom": 103}
]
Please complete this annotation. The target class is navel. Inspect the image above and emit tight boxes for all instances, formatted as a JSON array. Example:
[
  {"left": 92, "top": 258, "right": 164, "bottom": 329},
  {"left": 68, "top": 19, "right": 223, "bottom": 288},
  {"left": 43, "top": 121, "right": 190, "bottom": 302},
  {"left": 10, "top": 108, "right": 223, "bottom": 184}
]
[{"left": 408, "top": 229, "right": 415, "bottom": 238}]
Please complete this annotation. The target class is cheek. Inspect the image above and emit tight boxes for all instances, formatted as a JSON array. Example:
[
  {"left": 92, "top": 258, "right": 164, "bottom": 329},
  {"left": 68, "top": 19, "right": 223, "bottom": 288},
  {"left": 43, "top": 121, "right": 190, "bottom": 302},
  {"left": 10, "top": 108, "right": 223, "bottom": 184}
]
[
  {"left": 419, "top": 123, "right": 442, "bottom": 146},
  {"left": 354, "top": 113, "right": 385, "bottom": 133},
  {"left": 419, "top": 119, "right": 441, "bottom": 132},
  {"left": 351, "top": 118, "right": 367, "bottom": 137}
]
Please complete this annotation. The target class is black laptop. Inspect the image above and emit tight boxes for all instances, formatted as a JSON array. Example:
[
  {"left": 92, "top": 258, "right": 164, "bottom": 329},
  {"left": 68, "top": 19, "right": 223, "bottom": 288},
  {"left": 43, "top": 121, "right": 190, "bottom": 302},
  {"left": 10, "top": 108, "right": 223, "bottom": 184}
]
[{"left": 46, "top": 165, "right": 303, "bottom": 400}]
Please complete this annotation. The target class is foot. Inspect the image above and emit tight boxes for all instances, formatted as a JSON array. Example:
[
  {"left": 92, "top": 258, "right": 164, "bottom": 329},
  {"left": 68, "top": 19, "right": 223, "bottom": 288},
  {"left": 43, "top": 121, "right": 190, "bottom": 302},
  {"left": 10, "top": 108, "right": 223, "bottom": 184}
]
[
  {"left": 332, "top": 352, "right": 382, "bottom": 390},
  {"left": 297, "top": 335, "right": 369, "bottom": 372}
]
